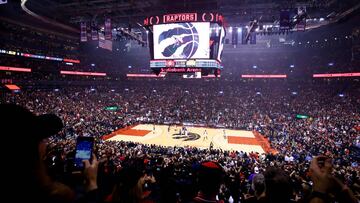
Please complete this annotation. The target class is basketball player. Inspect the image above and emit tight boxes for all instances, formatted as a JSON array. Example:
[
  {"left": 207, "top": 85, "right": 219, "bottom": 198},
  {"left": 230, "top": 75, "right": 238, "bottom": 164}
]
[
  {"left": 153, "top": 125, "right": 155, "bottom": 134},
  {"left": 185, "top": 127, "right": 188, "bottom": 137},
  {"left": 182, "top": 126, "right": 186, "bottom": 135},
  {"left": 223, "top": 129, "right": 226, "bottom": 139},
  {"left": 203, "top": 129, "right": 208, "bottom": 141}
]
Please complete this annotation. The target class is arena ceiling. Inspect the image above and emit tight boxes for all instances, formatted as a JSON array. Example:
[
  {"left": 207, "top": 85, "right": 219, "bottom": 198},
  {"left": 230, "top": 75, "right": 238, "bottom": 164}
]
[
  {"left": 27, "top": 0, "right": 359, "bottom": 25},
  {"left": 1, "top": 0, "right": 359, "bottom": 34}
]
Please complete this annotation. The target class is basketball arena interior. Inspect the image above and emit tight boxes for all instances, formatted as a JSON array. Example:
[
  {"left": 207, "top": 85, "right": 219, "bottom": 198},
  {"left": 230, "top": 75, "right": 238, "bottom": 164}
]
[{"left": 0, "top": 0, "right": 359, "bottom": 202}]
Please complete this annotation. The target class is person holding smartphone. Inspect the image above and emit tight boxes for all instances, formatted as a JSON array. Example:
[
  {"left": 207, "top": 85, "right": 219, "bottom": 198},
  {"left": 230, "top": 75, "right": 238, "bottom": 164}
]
[
  {"left": 309, "top": 156, "right": 358, "bottom": 203},
  {"left": 74, "top": 136, "right": 95, "bottom": 171},
  {"left": 0, "top": 104, "right": 99, "bottom": 203}
]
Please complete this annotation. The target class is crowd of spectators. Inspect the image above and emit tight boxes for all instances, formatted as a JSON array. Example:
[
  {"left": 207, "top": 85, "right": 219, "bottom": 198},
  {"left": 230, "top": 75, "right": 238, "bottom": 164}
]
[
  {"left": 0, "top": 20, "right": 79, "bottom": 59},
  {"left": 0, "top": 3, "right": 359, "bottom": 202},
  {"left": 1, "top": 80, "right": 359, "bottom": 203}
]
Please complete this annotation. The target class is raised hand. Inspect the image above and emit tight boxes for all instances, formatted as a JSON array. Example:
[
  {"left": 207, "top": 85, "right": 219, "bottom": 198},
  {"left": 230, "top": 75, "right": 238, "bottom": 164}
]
[{"left": 83, "top": 154, "right": 98, "bottom": 192}]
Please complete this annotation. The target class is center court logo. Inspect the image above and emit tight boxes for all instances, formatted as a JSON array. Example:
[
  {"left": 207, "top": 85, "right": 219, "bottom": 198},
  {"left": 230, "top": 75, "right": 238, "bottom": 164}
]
[
  {"left": 158, "top": 23, "right": 199, "bottom": 59},
  {"left": 172, "top": 132, "right": 200, "bottom": 141}
]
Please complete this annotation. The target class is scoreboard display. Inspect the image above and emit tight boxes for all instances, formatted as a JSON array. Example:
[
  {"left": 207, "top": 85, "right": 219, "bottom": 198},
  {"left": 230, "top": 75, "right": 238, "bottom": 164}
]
[
  {"left": 150, "top": 59, "right": 221, "bottom": 69},
  {"left": 153, "top": 22, "right": 210, "bottom": 60},
  {"left": 145, "top": 12, "right": 225, "bottom": 77}
]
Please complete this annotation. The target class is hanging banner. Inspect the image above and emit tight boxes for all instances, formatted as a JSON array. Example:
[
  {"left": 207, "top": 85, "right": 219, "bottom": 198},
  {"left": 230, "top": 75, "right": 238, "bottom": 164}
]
[
  {"left": 91, "top": 28, "right": 98, "bottom": 40},
  {"left": 80, "top": 22, "right": 87, "bottom": 42},
  {"left": 241, "top": 27, "right": 248, "bottom": 44},
  {"left": 295, "top": 7, "right": 306, "bottom": 31},
  {"left": 105, "top": 18, "right": 112, "bottom": 40},
  {"left": 250, "top": 32, "right": 256, "bottom": 44}
]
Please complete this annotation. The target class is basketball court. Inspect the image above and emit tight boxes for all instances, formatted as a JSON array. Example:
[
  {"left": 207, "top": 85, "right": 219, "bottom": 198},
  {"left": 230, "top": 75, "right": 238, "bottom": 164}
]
[{"left": 103, "top": 124, "right": 275, "bottom": 154}]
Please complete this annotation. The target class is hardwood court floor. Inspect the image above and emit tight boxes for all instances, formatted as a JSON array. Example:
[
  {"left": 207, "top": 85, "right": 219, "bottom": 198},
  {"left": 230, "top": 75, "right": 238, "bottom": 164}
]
[{"left": 105, "top": 124, "right": 268, "bottom": 153}]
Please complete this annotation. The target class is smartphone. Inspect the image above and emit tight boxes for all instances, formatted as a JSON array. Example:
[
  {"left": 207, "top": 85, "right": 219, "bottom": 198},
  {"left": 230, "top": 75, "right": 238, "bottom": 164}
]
[{"left": 74, "top": 136, "right": 94, "bottom": 170}]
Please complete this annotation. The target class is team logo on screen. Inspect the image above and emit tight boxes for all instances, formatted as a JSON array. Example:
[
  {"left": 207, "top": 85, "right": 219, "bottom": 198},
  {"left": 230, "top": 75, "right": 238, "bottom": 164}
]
[{"left": 158, "top": 23, "right": 199, "bottom": 59}]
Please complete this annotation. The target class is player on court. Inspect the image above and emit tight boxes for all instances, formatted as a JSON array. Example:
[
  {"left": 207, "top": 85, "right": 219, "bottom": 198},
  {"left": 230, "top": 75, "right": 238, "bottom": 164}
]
[
  {"left": 203, "top": 129, "right": 208, "bottom": 141},
  {"left": 182, "top": 126, "right": 187, "bottom": 135},
  {"left": 223, "top": 129, "right": 226, "bottom": 139}
]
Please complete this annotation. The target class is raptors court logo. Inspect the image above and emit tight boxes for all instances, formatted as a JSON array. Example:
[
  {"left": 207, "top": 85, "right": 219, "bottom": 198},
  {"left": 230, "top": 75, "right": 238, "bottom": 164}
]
[
  {"left": 158, "top": 23, "right": 199, "bottom": 59},
  {"left": 172, "top": 132, "right": 201, "bottom": 141}
]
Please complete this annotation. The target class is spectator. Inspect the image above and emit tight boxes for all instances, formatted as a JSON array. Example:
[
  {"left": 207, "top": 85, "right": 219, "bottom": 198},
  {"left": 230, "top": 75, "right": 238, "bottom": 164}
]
[
  {"left": 309, "top": 156, "right": 358, "bottom": 203},
  {"left": 192, "top": 161, "right": 225, "bottom": 203},
  {"left": 0, "top": 104, "right": 98, "bottom": 203},
  {"left": 264, "top": 167, "right": 293, "bottom": 203}
]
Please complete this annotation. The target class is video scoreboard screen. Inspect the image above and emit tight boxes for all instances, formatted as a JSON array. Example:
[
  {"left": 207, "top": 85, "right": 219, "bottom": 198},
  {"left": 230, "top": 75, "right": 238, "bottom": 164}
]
[
  {"left": 153, "top": 22, "right": 210, "bottom": 60},
  {"left": 150, "top": 59, "right": 221, "bottom": 69},
  {"left": 145, "top": 12, "right": 225, "bottom": 76}
]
